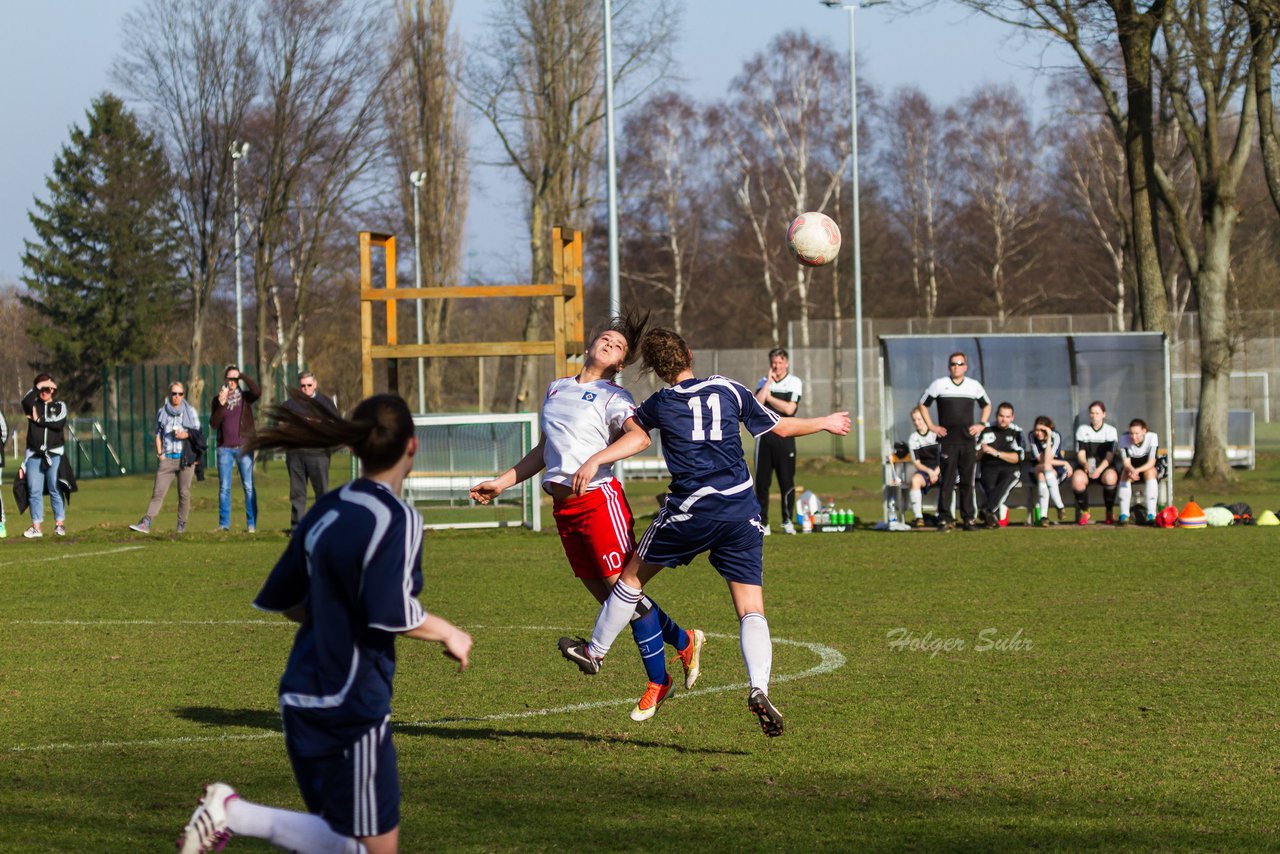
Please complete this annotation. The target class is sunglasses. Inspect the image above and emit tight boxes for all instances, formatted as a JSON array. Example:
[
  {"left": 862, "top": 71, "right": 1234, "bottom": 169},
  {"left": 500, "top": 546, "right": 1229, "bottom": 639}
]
[
  {"left": 226, "top": 376, "right": 240, "bottom": 382},
  {"left": 300, "top": 383, "right": 316, "bottom": 389},
  {"left": 38, "top": 387, "right": 56, "bottom": 393},
  {"left": 949, "top": 362, "right": 966, "bottom": 368},
  {"left": 170, "top": 391, "right": 185, "bottom": 397}
]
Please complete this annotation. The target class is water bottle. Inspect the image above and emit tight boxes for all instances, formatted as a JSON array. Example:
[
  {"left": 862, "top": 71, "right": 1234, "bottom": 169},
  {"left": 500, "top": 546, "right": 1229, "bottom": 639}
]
[{"left": 802, "top": 513, "right": 813, "bottom": 533}]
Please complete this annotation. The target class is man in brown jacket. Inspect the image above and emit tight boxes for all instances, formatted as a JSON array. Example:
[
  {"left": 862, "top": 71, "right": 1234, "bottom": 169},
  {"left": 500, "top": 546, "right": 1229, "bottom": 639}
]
[{"left": 210, "top": 365, "right": 261, "bottom": 532}]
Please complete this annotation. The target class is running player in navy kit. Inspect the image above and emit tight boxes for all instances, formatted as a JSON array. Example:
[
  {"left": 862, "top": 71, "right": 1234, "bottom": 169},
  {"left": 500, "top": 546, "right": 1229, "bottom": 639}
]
[
  {"left": 470, "top": 313, "right": 702, "bottom": 723},
  {"left": 558, "top": 328, "right": 850, "bottom": 736},
  {"left": 178, "top": 394, "right": 472, "bottom": 854}
]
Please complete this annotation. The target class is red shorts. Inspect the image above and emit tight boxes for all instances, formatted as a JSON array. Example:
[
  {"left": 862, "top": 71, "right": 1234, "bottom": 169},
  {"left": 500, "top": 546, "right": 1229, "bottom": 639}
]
[{"left": 552, "top": 478, "right": 637, "bottom": 579}]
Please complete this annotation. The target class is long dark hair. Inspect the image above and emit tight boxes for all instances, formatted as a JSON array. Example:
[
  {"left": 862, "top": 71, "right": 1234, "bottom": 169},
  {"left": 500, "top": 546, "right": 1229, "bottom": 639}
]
[
  {"left": 249, "top": 392, "right": 414, "bottom": 473},
  {"left": 588, "top": 308, "right": 650, "bottom": 368}
]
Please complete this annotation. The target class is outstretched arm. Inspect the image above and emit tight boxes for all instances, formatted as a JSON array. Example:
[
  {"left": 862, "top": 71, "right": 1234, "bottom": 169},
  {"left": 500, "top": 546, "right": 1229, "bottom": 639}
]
[
  {"left": 402, "top": 614, "right": 473, "bottom": 672},
  {"left": 770, "top": 411, "right": 851, "bottom": 439},
  {"left": 470, "top": 435, "right": 547, "bottom": 504},
  {"left": 571, "top": 417, "right": 652, "bottom": 495}
]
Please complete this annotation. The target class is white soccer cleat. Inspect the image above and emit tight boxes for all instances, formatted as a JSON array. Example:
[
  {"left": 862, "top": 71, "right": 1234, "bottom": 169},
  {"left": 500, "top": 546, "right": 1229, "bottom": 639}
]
[
  {"left": 781, "top": 520, "right": 797, "bottom": 535},
  {"left": 177, "top": 782, "right": 237, "bottom": 854},
  {"left": 676, "top": 628, "right": 705, "bottom": 690}
]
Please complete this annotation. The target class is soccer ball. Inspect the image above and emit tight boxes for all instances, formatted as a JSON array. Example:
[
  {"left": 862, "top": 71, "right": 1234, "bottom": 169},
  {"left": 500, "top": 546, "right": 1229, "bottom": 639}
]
[{"left": 786, "top": 212, "right": 841, "bottom": 267}]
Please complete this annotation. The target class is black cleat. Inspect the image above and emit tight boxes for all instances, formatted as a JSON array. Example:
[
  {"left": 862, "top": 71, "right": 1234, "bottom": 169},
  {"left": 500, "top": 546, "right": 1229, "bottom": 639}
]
[
  {"left": 938, "top": 520, "right": 955, "bottom": 533},
  {"left": 748, "top": 688, "right": 784, "bottom": 737},
  {"left": 961, "top": 519, "right": 976, "bottom": 532},
  {"left": 558, "top": 636, "right": 601, "bottom": 675}
]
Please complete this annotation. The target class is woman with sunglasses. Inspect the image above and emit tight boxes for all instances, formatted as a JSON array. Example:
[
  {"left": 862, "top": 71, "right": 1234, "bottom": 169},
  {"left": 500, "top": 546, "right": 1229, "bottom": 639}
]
[
  {"left": 129, "top": 383, "right": 203, "bottom": 534},
  {"left": 18, "top": 373, "right": 69, "bottom": 538}
]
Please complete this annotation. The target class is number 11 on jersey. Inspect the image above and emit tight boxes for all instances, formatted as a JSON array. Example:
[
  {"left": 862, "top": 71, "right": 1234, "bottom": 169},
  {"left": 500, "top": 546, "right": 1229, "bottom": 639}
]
[{"left": 687, "top": 394, "right": 723, "bottom": 441}]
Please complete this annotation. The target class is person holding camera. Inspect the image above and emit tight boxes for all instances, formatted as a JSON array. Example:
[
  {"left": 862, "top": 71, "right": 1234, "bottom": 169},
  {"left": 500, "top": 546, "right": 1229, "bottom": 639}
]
[
  {"left": 210, "top": 365, "right": 261, "bottom": 532},
  {"left": 18, "top": 374, "right": 69, "bottom": 538}
]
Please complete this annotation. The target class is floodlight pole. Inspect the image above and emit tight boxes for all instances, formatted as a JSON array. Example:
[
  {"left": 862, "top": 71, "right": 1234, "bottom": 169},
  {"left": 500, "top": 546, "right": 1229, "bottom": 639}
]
[
  {"left": 603, "top": 0, "right": 621, "bottom": 318},
  {"left": 410, "top": 170, "right": 427, "bottom": 414},
  {"left": 823, "top": 0, "right": 875, "bottom": 462},
  {"left": 230, "top": 141, "right": 249, "bottom": 371}
]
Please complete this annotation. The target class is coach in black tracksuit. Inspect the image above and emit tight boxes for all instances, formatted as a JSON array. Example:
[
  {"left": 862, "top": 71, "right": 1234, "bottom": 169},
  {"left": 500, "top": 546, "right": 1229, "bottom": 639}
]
[
  {"left": 978, "top": 402, "right": 1025, "bottom": 528},
  {"left": 754, "top": 347, "right": 802, "bottom": 534},
  {"left": 919, "top": 352, "right": 991, "bottom": 531}
]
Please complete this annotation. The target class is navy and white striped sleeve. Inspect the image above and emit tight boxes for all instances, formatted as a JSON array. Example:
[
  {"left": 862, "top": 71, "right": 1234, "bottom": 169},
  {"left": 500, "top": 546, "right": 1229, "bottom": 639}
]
[
  {"left": 739, "top": 381, "right": 781, "bottom": 437},
  {"left": 363, "top": 503, "right": 427, "bottom": 632}
]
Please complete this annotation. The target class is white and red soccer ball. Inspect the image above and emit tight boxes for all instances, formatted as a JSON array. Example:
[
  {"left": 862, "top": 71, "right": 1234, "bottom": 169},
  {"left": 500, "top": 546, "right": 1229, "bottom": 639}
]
[{"left": 786, "top": 211, "right": 841, "bottom": 267}]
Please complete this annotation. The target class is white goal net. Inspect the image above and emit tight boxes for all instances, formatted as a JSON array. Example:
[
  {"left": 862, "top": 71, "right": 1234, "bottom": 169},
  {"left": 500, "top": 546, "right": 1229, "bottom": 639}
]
[{"left": 406, "top": 413, "right": 541, "bottom": 531}]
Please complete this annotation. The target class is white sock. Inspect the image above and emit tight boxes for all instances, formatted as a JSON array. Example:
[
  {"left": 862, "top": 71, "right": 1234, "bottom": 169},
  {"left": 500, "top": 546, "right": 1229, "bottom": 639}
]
[
  {"left": 589, "top": 579, "right": 642, "bottom": 659},
  {"left": 1046, "top": 472, "right": 1064, "bottom": 509},
  {"left": 1117, "top": 481, "right": 1131, "bottom": 517},
  {"left": 909, "top": 488, "right": 922, "bottom": 518},
  {"left": 1144, "top": 478, "right": 1158, "bottom": 517},
  {"left": 226, "top": 798, "right": 364, "bottom": 853},
  {"left": 1037, "top": 479, "right": 1050, "bottom": 517},
  {"left": 739, "top": 612, "right": 772, "bottom": 691}
]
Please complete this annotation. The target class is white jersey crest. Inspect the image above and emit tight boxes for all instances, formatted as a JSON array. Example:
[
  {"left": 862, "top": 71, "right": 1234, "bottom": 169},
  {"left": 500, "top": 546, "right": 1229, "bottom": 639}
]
[{"left": 540, "top": 375, "right": 636, "bottom": 493}]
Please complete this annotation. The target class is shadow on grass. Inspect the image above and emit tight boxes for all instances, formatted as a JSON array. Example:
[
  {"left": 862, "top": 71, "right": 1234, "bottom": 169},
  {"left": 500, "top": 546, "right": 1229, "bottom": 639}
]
[
  {"left": 174, "top": 706, "right": 746, "bottom": 755},
  {"left": 398, "top": 723, "right": 749, "bottom": 755},
  {"left": 176, "top": 706, "right": 281, "bottom": 731}
]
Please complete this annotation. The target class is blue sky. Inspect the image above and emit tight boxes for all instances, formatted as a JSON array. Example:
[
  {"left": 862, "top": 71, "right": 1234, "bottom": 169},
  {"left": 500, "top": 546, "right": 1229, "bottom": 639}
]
[{"left": 0, "top": 0, "right": 1062, "bottom": 284}]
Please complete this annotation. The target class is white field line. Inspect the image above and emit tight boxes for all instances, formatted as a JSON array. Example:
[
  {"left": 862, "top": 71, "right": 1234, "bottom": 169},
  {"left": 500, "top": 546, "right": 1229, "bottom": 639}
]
[
  {"left": 5, "top": 624, "right": 845, "bottom": 753},
  {"left": 4, "top": 546, "right": 145, "bottom": 565}
]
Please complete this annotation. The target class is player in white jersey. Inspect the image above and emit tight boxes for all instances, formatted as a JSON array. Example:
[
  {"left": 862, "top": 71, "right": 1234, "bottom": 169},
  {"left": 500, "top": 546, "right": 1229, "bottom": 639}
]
[
  {"left": 906, "top": 405, "right": 941, "bottom": 528},
  {"left": 1071, "top": 400, "right": 1120, "bottom": 524},
  {"left": 1116, "top": 418, "right": 1161, "bottom": 525},
  {"left": 470, "top": 313, "right": 702, "bottom": 722},
  {"left": 1027, "top": 415, "right": 1072, "bottom": 525}
]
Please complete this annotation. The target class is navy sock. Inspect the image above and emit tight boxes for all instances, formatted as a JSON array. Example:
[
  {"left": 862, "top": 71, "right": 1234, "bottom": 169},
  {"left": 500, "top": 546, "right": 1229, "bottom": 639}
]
[
  {"left": 649, "top": 597, "right": 687, "bottom": 651},
  {"left": 630, "top": 606, "right": 668, "bottom": 683}
]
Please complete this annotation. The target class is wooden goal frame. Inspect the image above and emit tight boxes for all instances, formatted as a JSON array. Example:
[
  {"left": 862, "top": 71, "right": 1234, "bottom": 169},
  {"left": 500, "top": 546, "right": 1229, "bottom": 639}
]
[{"left": 359, "top": 228, "right": 585, "bottom": 400}]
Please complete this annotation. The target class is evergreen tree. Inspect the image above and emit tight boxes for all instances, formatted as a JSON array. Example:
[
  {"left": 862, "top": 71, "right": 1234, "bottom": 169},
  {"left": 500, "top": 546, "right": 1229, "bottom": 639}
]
[{"left": 21, "top": 92, "right": 181, "bottom": 411}]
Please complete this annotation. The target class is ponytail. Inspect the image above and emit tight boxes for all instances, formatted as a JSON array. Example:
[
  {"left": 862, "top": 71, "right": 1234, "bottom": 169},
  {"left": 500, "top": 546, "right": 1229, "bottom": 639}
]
[{"left": 250, "top": 392, "right": 414, "bottom": 473}]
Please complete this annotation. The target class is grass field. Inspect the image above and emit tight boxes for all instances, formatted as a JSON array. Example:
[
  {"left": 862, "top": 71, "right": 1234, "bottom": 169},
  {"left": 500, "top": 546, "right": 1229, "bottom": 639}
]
[{"left": 1, "top": 453, "right": 1278, "bottom": 851}]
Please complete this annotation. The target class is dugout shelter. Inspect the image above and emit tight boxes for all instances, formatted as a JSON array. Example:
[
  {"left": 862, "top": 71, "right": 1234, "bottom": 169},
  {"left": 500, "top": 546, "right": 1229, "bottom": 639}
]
[{"left": 879, "top": 333, "right": 1173, "bottom": 522}]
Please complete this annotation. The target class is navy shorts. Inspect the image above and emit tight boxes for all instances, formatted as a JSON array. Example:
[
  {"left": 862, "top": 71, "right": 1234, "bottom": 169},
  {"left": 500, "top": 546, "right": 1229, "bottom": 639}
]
[
  {"left": 637, "top": 509, "right": 764, "bottom": 586},
  {"left": 286, "top": 715, "right": 400, "bottom": 839}
]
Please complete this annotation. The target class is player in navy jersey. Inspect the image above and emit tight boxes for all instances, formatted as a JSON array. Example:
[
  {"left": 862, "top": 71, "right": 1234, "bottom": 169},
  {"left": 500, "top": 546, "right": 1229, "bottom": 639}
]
[
  {"left": 1116, "top": 418, "right": 1161, "bottom": 524},
  {"left": 178, "top": 394, "right": 472, "bottom": 854},
  {"left": 558, "top": 328, "right": 850, "bottom": 737},
  {"left": 470, "top": 312, "right": 702, "bottom": 722},
  {"left": 1071, "top": 400, "right": 1119, "bottom": 524},
  {"left": 918, "top": 352, "right": 991, "bottom": 531},
  {"left": 1027, "top": 415, "right": 1072, "bottom": 525}
]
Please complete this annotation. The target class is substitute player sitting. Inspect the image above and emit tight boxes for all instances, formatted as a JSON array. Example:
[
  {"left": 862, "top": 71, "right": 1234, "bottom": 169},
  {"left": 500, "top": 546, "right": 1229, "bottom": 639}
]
[
  {"left": 558, "top": 328, "right": 850, "bottom": 737},
  {"left": 1071, "top": 400, "right": 1120, "bottom": 524},
  {"left": 1027, "top": 415, "right": 1072, "bottom": 525},
  {"left": 470, "top": 312, "right": 702, "bottom": 722},
  {"left": 1117, "top": 418, "right": 1161, "bottom": 525},
  {"left": 977, "top": 402, "right": 1025, "bottom": 528},
  {"left": 906, "top": 405, "right": 941, "bottom": 529}
]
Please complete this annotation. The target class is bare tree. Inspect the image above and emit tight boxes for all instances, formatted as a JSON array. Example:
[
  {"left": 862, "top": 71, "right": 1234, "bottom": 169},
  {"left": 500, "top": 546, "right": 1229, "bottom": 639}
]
[
  {"left": 465, "top": 0, "right": 677, "bottom": 409},
  {"left": 385, "top": 0, "right": 470, "bottom": 412},
  {"left": 242, "top": 0, "right": 390, "bottom": 409},
  {"left": 616, "top": 91, "right": 709, "bottom": 333},
  {"left": 1050, "top": 80, "right": 1135, "bottom": 327},
  {"left": 1150, "top": 0, "right": 1256, "bottom": 480},
  {"left": 721, "top": 32, "right": 852, "bottom": 349},
  {"left": 115, "top": 0, "right": 257, "bottom": 398},
  {"left": 945, "top": 85, "right": 1047, "bottom": 324},
  {"left": 876, "top": 86, "right": 949, "bottom": 321},
  {"left": 948, "top": 0, "right": 1171, "bottom": 335}
]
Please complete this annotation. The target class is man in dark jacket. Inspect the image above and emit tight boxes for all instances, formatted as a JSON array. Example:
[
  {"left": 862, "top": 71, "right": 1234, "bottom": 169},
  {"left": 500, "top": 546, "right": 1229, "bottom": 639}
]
[
  {"left": 209, "top": 365, "right": 261, "bottom": 532},
  {"left": 284, "top": 371, "right": 339, "bottom": 531}
]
